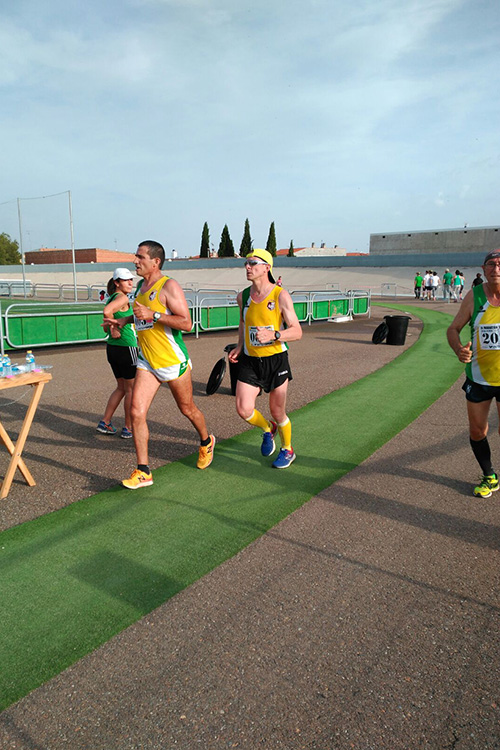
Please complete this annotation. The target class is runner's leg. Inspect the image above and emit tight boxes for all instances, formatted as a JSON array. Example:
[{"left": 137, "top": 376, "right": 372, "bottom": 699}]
[
  {"left": 269, "top": 381, "right": 291, "bottom": 448},
  {"left": 468, "top": 399, "right": 494, "bottom": 474},
  {"left": 130, "top": 368, "right": 161, "bottom": 466},
  {"left": 168, "top": 369, "right": 209, "bottom": 441}
]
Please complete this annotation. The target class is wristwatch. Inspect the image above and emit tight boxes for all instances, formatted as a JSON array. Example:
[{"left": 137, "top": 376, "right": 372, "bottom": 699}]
[
  {"left": 153, "top": 311, "right": 161, "bottom": 323},
  {"left": 274, "top": 330, "right": 281, "bottom": 340}
]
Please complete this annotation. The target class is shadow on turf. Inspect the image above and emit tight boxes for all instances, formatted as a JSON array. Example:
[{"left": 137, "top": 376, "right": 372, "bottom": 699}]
[{"left": 70, "top": 551, "right": 183, "bottom": 611}]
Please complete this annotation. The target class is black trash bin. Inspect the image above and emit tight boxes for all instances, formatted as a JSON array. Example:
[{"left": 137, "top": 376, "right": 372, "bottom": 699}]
[
  {"left": 224, "top": 343, "right": 239, "bottom": 395},
  {"left": 384, "top": 315, "right": 411, "bottom": 346}
]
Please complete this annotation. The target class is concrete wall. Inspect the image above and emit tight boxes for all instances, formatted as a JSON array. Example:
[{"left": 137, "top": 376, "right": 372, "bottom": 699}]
[
  {"left": 0, "top": 255, "right": 487, "bottom": 298},
  {"left": 370, "top": 226, "right": 500, "bottom": 255}
]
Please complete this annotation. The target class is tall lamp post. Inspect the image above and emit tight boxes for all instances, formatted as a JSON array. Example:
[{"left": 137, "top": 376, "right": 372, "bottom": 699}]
[
  {"left": 68, "top": 190, "right": 77, "bottom": 301},
  {"left": 17, "top": 198, "right": 28, "bottom": 299}
]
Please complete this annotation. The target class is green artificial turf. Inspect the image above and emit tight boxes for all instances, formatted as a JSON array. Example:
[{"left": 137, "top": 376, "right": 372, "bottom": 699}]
[{"left": 0, "top": 304, "right": 462, "bottom": 711}]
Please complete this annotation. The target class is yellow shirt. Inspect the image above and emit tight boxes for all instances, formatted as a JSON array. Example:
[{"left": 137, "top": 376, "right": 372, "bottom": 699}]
[
  {"left": 467, "top": 284, "right": 500, "bottom": 386},
  {"left": 243, "top": 285, "right": 287, "bottom": 357},
  {"left": 134, "top": 276, "right": 190, "bottom": 369}
]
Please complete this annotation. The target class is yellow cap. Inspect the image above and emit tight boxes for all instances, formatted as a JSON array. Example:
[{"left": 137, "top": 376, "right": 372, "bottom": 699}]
[{"left": 246, "top": 248, "right": 276, "bottom": 283}]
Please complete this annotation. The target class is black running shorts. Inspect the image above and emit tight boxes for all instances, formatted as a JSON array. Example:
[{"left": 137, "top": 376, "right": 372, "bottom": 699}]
[
  {"left": 462, "top": 376, "right": 500, "bottom": 403},
  {"left": 236, "top": 351, "right": 292, "bottom": 393},
  {"left": 106, "top": 344, "right": 138, "bottom": 380}
]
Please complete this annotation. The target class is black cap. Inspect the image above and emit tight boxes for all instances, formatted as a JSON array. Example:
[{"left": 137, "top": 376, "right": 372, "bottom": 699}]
[{"left": 484, "top": 249, "right": 500, "bottom": 264}]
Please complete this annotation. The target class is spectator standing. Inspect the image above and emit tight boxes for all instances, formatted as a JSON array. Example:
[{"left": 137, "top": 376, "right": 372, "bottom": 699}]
[
  {"left": 423, "top": 270, "right": 433, "bottom": 300},
  {"left": 414, "top": 272, "right": 423, "bottom": 299},
  {"left": 459, "top": 271, "right": 466, "bottom": 299},
  {"left": 442, "top": 269, "right": 453, "bottom": 302},
  {"left": 452, "top": 270, "right": 462, "bottom": 302},
  {"left": 431, "top": 271, "right": 440, "bottom": 300},
  {"left": 472, "top": 272, "right": 484, "bottom": 288}
]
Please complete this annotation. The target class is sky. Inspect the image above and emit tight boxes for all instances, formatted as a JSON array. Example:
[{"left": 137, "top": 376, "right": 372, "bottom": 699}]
[{"left": 1, "top": 0, "right": 499, "bottom": 257}]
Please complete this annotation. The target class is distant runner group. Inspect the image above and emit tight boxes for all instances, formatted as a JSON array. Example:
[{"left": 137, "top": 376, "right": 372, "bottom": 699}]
[{"left": 414, "top": 269, "right": 467, "bottom": 302}]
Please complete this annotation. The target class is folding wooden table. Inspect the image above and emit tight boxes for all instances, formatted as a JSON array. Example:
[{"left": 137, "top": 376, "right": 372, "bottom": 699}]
[{"left": 0, "top": 369, "right": 52, "bottom": 499}]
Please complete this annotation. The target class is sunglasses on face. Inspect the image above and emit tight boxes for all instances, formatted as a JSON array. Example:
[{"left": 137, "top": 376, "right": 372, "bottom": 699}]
[{"left": 244, "top": 259, "right": 267, "bottom": 267}]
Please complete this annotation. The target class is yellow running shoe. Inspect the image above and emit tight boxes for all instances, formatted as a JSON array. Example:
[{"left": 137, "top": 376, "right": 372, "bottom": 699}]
[
  {"left": 473, "top": 473, "right": 499, "bottom": 498},
  {"left": 121, "top": 468, "right": 153, "bottom": 489},
  {"left": 197, "top": 434, "right": 215, "bottom": 469}
]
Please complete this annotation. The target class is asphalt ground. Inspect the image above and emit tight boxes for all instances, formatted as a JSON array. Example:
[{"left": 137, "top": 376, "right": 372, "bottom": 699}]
[
  {"left": 0, "top": 304, "right": 418, "bottom": 531},
  {"left": 1, "top": 298, "right": 499, "bottom": 749}
]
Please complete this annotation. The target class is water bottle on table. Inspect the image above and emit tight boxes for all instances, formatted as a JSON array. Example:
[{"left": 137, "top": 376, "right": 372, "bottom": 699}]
[
  {"left": 25, "top": 350, "right": 36, "bottom": 372},
  {"left": 3, "top": 355, "right": 12, "bottom": 377}
]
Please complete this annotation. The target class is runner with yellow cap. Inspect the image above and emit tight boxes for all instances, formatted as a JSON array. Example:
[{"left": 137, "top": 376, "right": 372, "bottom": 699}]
[{"left": 229, "top": 249, "right": 302, "bottom": 468}]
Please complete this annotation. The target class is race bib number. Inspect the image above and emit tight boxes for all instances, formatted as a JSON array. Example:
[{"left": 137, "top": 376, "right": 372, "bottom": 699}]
[
  {"left": 134, "top": 316, "right": 154, "bottom": 332},
  {"left": 479, "top": 324, "right": 500, "bottom": 350},
  {"left": 249, "top": 325, "right": 274, "bottom": 347}
]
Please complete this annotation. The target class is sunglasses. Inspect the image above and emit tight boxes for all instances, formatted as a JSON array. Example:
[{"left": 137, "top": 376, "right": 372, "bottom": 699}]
[{"left": 244, "top": 259, "right": 267, "bottom": 267}]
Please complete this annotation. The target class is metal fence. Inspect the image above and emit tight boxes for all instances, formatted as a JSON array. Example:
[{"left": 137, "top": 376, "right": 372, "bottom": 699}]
[{"left": 0, "top": 289, "right": 371, "bottom": 354}]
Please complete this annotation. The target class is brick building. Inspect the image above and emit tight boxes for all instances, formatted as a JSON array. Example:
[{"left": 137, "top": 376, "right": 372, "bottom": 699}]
[{"left": 25, "top": 248, "right": 135, "bottom": 265}]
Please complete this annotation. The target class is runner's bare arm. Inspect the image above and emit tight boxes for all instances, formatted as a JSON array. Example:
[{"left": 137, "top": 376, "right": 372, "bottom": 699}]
[
  {"left": 447, "top": 290, "right": 473, "bottom": 362},
  {"left": 276, "top": 289, "right": 302, "bottom": 342},
  {"left": 156, "top": 277, "right": 193, "bottom": 332},
  {"left": 228, "top": 291, "right": 244, "bottom": 363}
]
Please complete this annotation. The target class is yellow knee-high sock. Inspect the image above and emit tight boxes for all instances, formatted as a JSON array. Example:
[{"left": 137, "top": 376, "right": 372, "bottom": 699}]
[
  {"left": 278, "top": 417, "right": 292, "bottom": 450},
  {"left": 245, "top": 409, "right": 272, "bottom": 432}
]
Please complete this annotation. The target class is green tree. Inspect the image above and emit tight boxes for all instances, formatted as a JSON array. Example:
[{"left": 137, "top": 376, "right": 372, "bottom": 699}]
[
  {"left": 287, "top": 240, "right": 295, "bottom": 257},
  {"left": 218, "top": 225, "right": 235, "bottom": 257},
  {"left": 265, "top": 221, "right": 277, "bottom": 257},
  {"left": 0, "top": 233, "right": 21, "bottom": 265},
  {"left": 200, "top": 222, "right": 210, "bottom": 258},
  {"left": 239, "top": 218, "right": 253, "bottom": 258}
]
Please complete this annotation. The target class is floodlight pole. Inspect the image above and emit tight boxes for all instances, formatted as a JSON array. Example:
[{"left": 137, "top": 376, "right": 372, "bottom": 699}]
[
  {"left": 17, "top": 198, "right": 28, "bottom": 299},
  {"left": 68, "top": 190, "right": 77, "bottom": 301}
]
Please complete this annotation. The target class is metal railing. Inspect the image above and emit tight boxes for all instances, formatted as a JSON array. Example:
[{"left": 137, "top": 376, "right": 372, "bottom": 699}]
[{"left": 0, "top": 288, "right": 371, "bottom": 353}]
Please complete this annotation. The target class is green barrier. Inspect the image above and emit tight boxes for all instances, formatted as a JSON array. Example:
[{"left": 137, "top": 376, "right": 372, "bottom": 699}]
[
  {"left": 312, "top": 299, "right": 349, "bottom": 318},
  {"left": 199, "top": 305, "right": 240, "bottom": 331},
  {"left": 1, "top": 293, "right": 370, "bottom": 351},
  {"left": 293, "top": 301, "right": 308, "bottom": 320},
  {"left": 353, "top": 297, "right": 369, "bottom": 315}
]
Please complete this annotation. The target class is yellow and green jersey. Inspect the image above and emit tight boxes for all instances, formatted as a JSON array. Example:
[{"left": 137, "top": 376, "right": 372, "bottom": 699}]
[
  {"left": 466, "top": 284, "right": 500, "bottom": 386},
  {"left": 134, "top": 276, "right": 189, "bottom": 369}
]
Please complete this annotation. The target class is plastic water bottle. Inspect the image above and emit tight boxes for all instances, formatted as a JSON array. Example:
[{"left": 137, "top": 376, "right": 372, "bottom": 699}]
[
  {"left": 25, "top": 350, "right": 35, "bottom": 372},
  {"left": 3, "top": 354, "right": 12, "bottom": 377}
]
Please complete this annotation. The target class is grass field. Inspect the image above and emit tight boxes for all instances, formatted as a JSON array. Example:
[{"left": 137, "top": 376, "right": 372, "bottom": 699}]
[{"left": 0, "top": 304, "right": 462, "bottom": 711}]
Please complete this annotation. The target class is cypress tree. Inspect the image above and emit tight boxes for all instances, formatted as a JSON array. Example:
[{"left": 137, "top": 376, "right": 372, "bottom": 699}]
[
  {"left": 218, "top": 225, "right": 235, "bottom": 257},
  {"left": 265, "top": 221, "right": 277, "bottom": 257},
  {"left": 287, "top": 240, "right": 295, "bottom": 257},
  {"left": 239, "top": 218, "right": 252, "bottom": 258},
  {"left": 200, "top": 222, "right": 210, "bottom": 258}
]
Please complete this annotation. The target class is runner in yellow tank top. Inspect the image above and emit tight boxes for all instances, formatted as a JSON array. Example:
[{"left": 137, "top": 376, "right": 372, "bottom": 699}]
[
  {"left": 243, "top": 284, "right": 288, "bottom": 358},
  {"left": 229, "top": 249, "right": 303, "bottom": 469},
  {"left": 448, "top": 248, "right": 500, "bottom": 498},
  {"left": 104, "top": 240, "right": 215, "bottom": 489},
  {"left": 135, "top": 275, "right": 191, "bottom": 372}
]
